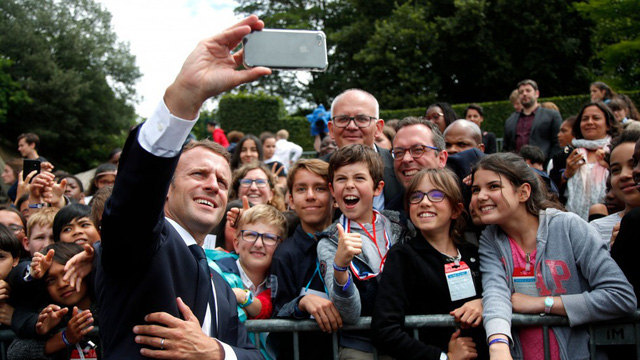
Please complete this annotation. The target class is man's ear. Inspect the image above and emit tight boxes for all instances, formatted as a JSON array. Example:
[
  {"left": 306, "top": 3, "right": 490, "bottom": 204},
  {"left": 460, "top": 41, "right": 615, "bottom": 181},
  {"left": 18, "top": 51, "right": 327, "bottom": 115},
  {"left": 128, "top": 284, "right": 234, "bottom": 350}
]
[
  {"left": 438, "top": 150, "right": 449, "bottom": 170},
  {"left": 374, "top": 119, "right": 385, "bottom": 140},
  {"left": 478, "top": 143, "right": 485, "bottom": 153},
  {"left": 327, "top": 121, "right": 336, "bottom": 141}
]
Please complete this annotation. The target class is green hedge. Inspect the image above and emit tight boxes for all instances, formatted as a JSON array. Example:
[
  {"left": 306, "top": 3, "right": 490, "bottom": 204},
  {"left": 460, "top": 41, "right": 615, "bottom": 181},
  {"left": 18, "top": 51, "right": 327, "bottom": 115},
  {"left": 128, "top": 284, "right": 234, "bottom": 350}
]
[{"left": 216, "top": 91, "right": 640, "bottom": 151}]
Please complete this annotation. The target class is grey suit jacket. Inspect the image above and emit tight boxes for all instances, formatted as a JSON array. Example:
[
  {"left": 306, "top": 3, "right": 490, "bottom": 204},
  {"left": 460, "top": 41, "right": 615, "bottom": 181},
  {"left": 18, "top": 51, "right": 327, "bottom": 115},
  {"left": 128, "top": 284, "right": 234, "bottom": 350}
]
[{"left": 503, "top": 107, "right": 563, "bottom": 161}]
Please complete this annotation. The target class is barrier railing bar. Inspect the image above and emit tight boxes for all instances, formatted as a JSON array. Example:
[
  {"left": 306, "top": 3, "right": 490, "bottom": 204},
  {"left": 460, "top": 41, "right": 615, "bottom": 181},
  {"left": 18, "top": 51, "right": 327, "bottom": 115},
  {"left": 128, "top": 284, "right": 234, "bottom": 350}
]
[
  {"left": 293, "top": 331, "right": 300, "bottom": 360},
  {"left": 331, "top": 331, "right": 338, "bottom": 359},
  {"left": 589, "top": 326, "right": 596, "bottom": 360},
  {"left": 636, "top": 323, "right": 640, "bottom": 359},
  {"left": 542, "top": 325, "right": 550, "bottom": 360}
]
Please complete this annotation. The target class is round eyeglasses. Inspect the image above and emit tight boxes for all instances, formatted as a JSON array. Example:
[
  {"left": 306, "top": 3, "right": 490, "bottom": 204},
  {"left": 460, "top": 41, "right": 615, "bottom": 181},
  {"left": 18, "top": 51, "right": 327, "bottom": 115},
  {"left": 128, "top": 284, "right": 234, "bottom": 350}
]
[
  {"left": 391, "top": 145, "right": 438, "bottom": 160},
  {"left": 240, "top": 230, "right": 281, "bottom": 246},
  {"left": 409, "top": 189, "right": 446, "bottom": 204},
  {"left": 331, "top": 115, "right": 377, "bottom": 128}
]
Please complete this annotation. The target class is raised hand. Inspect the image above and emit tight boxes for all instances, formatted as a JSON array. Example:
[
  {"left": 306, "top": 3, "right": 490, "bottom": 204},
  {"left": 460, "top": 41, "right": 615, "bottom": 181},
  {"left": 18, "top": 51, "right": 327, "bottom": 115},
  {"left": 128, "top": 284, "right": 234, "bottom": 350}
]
[
  {"left": 163, "top": 15, "right": 271, "bottom": 120},
  {"left": 334, "top": 224, "right": 362, "bottom": 268},
  {"left": 65, "top": 306, "right": 94, "bottom": 344},
  {"left": 31, "top": 249, "right": 55, "bottom": 279},
  {"left": 36, "top": 304, "right": 68, "bottom": 335},
  {"left": 63, "top": 244, "right": 95, "bottom": 292}
]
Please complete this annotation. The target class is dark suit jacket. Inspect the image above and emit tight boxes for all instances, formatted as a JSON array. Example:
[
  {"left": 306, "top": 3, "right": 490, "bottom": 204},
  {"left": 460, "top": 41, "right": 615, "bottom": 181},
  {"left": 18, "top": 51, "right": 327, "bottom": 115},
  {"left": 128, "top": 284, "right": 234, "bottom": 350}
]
[
  {"left": 320, "top": 145, "right": 402, "bottom": 209},
  {"left": 96, "top": 127, "right": 261, "bottom": 359},
  {"left": 503, "top": 107, "right": 563, "bottom": 161}
]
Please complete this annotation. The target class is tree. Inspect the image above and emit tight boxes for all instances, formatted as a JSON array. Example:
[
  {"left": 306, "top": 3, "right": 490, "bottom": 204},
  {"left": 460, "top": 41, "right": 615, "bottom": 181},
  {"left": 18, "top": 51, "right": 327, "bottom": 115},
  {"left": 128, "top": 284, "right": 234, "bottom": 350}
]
[
  {"left": 236, "top": 0, "right": 595, "bottom": 110},
  {"left": 0, "top": 0, "right": 141, "bottom": 172},
  {"left": 575, "top": 0, "right": 640, "bottom": 90}
]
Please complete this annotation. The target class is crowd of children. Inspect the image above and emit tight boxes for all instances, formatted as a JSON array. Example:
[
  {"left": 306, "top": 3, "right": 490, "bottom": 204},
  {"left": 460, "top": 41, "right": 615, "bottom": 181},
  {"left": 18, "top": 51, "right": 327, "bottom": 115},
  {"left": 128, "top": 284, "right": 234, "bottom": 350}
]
[{"left": 0, "top": 124, "right": 638, "bottom": 360}]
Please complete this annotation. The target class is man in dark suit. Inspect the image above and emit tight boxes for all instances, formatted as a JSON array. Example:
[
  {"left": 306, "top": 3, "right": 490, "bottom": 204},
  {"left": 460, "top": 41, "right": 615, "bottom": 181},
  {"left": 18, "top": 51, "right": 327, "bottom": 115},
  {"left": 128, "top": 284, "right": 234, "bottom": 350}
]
[
  {"left": 323, "top": 89, "right": 402, "bottom": 210},
  {"left": 95, "top": 16, "right": 270, "bottom": 359},
  {"left": 503, "top": 79, "right": 563, "bottom": 162}
]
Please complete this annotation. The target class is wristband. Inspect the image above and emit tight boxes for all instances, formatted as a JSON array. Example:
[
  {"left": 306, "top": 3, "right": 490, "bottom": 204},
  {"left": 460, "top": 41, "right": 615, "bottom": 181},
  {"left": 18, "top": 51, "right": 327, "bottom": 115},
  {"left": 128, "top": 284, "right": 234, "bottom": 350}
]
[
  {"left": 239, "top": 289, "right": 254, "bottom": 308},
  {"left": 28, "top": 203, "right": 47, "bottom": 209},
  {"left": 561, "top": 171, "right": 569, "bottom": 180},
  {"left": 488, "top": 338, "right": 509, "bottom": 347},
  {"left": 342, "top": 271, "right": 352, "bottom": 291},
  {"left": 333, "top": 262, "right": 349, "bottom": 272},
  {"left": 61, "top": 330, "right": 73, "bottom": 347}
]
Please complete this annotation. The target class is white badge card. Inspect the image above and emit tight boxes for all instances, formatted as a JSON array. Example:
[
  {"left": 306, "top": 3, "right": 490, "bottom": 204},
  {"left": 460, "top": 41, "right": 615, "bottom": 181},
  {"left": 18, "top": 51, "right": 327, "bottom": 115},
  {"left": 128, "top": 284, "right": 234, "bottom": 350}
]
[
  {"left": 512, "top": 267, "right": 538, "bottom": 297},
  {"left": 445, "top": 262, "right": 476, "bottom": 302}
]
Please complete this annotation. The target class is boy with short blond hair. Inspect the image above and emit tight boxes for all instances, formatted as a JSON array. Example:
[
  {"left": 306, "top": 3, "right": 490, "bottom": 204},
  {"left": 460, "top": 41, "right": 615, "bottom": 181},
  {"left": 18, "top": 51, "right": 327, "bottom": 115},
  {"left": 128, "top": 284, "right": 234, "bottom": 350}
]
[
  {"left": 24, "top": 207, "right": 58, "bottom": 256},
  {"left": 317, "top": 144, "right": 410, "bottom": 358}
]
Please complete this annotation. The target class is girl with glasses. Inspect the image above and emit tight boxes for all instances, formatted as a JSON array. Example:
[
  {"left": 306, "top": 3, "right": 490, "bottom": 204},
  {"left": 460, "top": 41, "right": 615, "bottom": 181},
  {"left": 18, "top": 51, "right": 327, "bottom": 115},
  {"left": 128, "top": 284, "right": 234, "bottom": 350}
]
[{"left": 372, "top": 168, "right": 486, "bottom": 360}]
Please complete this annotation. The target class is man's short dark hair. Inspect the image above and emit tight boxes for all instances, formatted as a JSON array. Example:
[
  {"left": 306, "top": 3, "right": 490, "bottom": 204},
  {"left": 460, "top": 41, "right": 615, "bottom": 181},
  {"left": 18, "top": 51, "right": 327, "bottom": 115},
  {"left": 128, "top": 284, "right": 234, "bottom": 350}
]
[
  {"left": 328, "top": 144, "right": 384, "bottom": 187},
  {"left": 17, "top": 133, "right": 40, "bottom": 150},
  {"left": 517, "top": 79, "right": 538, "bottom": 91},
  {"left": 395, "top": 116, "right": 445, "bottom": 152}
]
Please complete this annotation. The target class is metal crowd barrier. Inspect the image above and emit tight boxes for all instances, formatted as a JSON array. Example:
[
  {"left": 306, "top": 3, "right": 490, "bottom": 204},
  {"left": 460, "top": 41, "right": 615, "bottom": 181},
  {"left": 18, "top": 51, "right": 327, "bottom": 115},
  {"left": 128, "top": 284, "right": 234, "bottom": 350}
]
[
  {"left": 0, "top": 311, "right": 637, "bottom": 359},
  {"left": 245, "top": 311, "right": 640, "bottom": 360}
]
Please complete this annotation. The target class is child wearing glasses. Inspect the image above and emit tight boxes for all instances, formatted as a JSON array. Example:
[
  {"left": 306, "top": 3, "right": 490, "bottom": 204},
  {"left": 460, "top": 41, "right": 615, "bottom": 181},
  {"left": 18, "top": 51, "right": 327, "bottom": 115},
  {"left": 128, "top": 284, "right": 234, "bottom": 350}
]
[
  {"left": 207, "top": 204, "right": 287, "bottom": 321},
  {"left": 317, "top": 144, "right": 410, "bottom": 359},
  {"left": 371, "top": 168, "right": 486, "bottom": 360}
]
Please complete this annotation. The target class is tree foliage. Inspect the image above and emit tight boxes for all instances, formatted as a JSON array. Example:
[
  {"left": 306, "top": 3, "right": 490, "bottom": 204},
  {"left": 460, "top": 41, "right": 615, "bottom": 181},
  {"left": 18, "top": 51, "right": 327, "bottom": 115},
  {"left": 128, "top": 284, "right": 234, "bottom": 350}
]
[
  {"left": 575, "top": 0, "right": 640, "bottom": 90},
  {"left": 236, "top": 0, "right": 599, "bottom": 110},
  {"left": 0, "top": 0, "right": 141, "bottom": 172}
]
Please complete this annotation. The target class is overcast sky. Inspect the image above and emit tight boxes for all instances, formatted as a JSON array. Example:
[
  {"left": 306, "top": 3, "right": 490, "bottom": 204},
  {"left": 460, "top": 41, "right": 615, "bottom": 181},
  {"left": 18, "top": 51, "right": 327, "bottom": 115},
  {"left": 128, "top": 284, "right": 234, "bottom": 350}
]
[{"left": 98, "top": 0, "right": 242, "bottom": 118}]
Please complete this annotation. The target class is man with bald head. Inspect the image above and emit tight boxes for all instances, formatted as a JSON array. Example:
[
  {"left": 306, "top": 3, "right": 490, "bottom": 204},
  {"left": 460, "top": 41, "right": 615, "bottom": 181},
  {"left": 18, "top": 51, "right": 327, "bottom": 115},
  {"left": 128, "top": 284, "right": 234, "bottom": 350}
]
[
  {"left": 443, "top": 119, "right": 485, "bottom": 155},
  {"left": 326, "top": 89, "right": 402, "bottom": 209}
]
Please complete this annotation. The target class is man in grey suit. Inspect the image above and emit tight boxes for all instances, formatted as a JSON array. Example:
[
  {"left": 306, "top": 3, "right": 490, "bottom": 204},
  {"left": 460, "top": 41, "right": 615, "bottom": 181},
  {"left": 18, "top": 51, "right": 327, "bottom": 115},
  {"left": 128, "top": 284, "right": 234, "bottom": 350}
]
[
  {"left": 325, "top": 89, "right": 403, "bottom": 210},
  {"left": 503, "top": 79, "right": 562, "bottom": 162}
]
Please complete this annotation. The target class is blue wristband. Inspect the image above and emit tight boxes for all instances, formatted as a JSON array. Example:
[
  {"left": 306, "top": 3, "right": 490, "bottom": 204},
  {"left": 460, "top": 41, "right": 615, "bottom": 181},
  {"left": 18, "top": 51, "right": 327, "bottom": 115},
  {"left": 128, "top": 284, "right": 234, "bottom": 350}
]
[
  {"left": 488, "top": 338, "right": 509, "bottom": 347},
  {"left": 333, "top": 262, "right": 348, "bottom": 272},
  {"left": 342, "top": 272, "right": 352, "bottom": 291},
  {"left": 61, "top": 330, "right": 72, "bottom": 347}
]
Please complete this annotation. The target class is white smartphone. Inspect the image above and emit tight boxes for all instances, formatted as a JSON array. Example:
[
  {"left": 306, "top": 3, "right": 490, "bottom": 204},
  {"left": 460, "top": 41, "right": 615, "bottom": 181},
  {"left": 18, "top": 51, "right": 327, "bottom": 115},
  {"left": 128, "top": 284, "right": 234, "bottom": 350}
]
[{"left": 242, "top": 29, "right": 328, "bottom": 71}]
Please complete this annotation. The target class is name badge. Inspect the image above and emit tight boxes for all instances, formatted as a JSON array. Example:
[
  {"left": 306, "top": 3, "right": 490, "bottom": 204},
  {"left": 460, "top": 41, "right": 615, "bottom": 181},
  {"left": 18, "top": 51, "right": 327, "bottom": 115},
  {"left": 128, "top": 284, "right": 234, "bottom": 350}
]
[
  {"left": 513, "top": 267, "right": 538, "bottom": 297},
  {"left": 445, "top": 261, "right": 476, "bottom": 302},
  {"left": 71, "top": 348, "right": 98, "bottom": 360}
]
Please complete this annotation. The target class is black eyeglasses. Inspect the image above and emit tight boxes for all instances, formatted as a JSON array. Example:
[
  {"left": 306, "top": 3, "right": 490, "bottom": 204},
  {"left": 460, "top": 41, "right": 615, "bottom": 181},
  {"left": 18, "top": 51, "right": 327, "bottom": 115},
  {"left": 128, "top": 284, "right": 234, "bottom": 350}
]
[
  {"left": 240, "top": 230, "right": 281, "bottom": 246},
  {"left": 239, "top": 179, "right": 268, "bottom": 188},
  {"left": 331, "top": 115, "right": 377, "bottom": 128},
  {"left": 391, "top": 145, "right": 439, "bottom": 160},
  {"left": 409, "top": 189, "right": 446, "bottom": 204}
]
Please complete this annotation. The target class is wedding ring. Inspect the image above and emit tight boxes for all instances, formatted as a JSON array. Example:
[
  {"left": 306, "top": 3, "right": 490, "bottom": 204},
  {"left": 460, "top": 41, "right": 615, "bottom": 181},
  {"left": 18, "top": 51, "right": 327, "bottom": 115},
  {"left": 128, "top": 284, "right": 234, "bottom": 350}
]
[{"left": 160, "top": 338, "right": 165, "bottom": 350}]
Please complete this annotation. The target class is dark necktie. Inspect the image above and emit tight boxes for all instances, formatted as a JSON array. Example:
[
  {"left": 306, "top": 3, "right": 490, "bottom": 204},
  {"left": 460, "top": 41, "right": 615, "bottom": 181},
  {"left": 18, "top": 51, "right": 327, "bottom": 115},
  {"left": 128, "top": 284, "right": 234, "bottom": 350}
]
[{"left": 188, "top": 244, "right": 217, "bottom": 337}]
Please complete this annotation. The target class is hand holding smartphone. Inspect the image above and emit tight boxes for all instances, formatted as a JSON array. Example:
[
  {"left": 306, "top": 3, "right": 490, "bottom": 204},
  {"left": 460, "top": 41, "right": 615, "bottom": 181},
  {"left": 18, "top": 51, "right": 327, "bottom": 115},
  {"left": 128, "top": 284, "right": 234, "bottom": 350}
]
[
  {"left": 243, "top": 29, "right": 328, "bottom": 71},
  {"left": 22, "top": 159, "right": 41, "bottom": 182}
]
